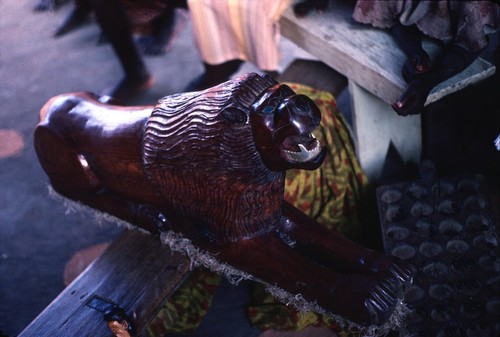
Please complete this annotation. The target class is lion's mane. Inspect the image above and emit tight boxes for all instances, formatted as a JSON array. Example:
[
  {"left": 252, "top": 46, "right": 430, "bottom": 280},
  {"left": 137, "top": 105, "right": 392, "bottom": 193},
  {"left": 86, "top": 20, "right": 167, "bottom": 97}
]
[{"left": 143, "top": 73, "right": 284, "bottom": 243}]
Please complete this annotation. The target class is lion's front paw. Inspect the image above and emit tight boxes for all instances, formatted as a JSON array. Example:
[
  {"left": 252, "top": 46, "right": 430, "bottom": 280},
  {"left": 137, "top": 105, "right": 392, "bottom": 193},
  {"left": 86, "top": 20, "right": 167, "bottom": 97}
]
[
  {"left": 324, "top": 273, "right": 403, "bottom": 326},
  {"left": 368, "top": 255, "right": 414, "bottom": 286}
]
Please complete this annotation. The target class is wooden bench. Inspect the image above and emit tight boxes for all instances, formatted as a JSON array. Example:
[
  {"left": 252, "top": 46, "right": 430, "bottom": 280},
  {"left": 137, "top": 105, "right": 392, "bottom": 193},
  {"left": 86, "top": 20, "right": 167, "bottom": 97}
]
[
  {"left": 19, "top": 230, "right": 191, "bottom": 337},
  {"left": 280, "top": 2, "right": 496, "bottom": 181}
]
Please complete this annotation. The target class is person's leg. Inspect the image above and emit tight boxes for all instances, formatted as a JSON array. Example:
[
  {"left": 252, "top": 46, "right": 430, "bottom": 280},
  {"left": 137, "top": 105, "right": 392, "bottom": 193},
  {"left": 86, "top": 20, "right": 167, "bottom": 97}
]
[
  {"left": 186, "top": 62, "right": 279, "bottom": 92},
  {"left": 135, "top": 5, "right": 188, "bottom": 56},
  {"left": 91, "top": 0, "right": 154, "bottom": 101},
  {"left": 53, "top": 0, "right": 93, "bottom": 37},
  {"left": 135, "top": 7, "right": 176, "bottom": 56},
  {"left": 263, "top": 70, "right": 279, "bottom": 80},
  {"left": 185, "top": 59, "right": 243, "bottom": 91}
]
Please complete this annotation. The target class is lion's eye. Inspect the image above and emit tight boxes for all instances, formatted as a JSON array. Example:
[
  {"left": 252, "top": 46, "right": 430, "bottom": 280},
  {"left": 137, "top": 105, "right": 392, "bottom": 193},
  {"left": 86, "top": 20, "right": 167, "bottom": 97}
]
[
  {"left": 288, "top": 95, "right": 313, "bottom": 116},
  {"left": 252, "top": 84, "right": 295, "bottom": 116},
  {"left": 262, "top": 104, "right": 276, "bottom": 114}
]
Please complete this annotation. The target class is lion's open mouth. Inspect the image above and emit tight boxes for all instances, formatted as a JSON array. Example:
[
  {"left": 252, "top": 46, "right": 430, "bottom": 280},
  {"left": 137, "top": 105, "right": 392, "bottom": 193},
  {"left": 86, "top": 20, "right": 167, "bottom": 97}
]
[{"left": 280, "top": 133, "right": 322, "bottom": 163}]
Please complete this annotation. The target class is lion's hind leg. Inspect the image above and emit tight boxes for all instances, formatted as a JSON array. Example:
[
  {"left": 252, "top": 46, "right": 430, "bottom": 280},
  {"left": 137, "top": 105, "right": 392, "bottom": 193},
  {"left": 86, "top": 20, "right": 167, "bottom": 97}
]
[
  {"left": 34, "top": 123, "right": 165, "bottom": 234},
  {"left": 34, "top": 124, "right": 102, "bottom": 196}
]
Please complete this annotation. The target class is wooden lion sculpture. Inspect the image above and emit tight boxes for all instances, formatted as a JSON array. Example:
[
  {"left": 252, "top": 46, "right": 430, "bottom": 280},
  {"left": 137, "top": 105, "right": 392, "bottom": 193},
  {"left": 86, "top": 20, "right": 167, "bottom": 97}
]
[{"left": 34, "top": 73, "right": 412, "bottom": 327}]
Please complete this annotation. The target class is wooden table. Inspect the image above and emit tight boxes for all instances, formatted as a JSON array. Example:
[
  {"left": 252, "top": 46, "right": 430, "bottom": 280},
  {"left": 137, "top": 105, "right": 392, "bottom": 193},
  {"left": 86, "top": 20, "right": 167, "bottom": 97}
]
[
  {"left": 19, "top": 230, "right": 190, "bottom": 337},
  {"left": 280, "top": 2, "right": 496, "bottom": 181}
]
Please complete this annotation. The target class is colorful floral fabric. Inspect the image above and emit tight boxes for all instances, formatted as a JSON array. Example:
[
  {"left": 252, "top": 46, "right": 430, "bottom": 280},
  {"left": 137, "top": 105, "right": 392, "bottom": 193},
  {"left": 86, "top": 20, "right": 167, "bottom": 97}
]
[
  {"left": 146, "top": 83, "right": 368, "bottom": 336},
  {"left": 146, "top": 267, "right": 222, "bottom": 336}
]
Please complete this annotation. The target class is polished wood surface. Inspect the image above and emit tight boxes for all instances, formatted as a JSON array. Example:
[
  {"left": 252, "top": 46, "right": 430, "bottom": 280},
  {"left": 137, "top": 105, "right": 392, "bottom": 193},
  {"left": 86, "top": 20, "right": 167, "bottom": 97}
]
[{"left": 34, "top": 74, "right": 412, "bottom": 327}]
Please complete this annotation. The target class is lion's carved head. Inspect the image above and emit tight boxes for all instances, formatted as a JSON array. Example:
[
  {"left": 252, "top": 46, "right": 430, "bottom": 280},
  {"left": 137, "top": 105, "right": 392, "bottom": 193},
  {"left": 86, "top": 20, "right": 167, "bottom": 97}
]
[{"left": 142, "top": 73, "right": 326, "bottom": 243}]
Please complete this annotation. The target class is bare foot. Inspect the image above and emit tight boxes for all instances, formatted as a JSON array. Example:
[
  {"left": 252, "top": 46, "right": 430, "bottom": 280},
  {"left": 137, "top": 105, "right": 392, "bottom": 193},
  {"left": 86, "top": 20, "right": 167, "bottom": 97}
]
[
  {"left": 402, "top": 52, "right": 431, "bottom": 83},
  {"left": 391, "top": 90, "right": 425, "bottom": 116},
  {"left": 392, "top": 75, "right": 434, "bottom": 116}
]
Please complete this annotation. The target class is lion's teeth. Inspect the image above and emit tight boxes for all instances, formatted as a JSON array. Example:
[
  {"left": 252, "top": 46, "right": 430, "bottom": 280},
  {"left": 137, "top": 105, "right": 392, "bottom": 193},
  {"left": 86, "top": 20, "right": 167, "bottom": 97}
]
[
  {"left": 284, "top": 140, "right": 321, "bottom": 163},
  {"left": 298, "top": 144, "right": 308, "bottom": 153}
]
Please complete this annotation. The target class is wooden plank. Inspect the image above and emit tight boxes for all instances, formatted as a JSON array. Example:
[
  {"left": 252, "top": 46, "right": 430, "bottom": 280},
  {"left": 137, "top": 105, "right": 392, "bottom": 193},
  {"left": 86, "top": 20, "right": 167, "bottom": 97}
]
[
  {"left": 426, "top": 56, "right": 496, "bottom": 105},
  {"left": 279, "top": 2, "right": 495, "bottom": 106},
  {"left": 19, "top": 230, "right": 190, "bottom": 337}
]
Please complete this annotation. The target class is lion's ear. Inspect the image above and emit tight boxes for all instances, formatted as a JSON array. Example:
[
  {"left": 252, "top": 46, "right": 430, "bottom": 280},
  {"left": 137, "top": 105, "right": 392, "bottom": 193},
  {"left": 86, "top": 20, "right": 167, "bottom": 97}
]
[{"left": 222, "top": 107, "right": 249, "bottom": 124}]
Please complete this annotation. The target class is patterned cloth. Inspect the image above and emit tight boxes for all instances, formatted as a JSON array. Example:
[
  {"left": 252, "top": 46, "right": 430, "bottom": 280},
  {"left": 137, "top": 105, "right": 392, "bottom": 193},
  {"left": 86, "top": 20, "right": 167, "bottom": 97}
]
[
  {"left": 352, "top": 0, "right": 500, "bottom": 52},
  {"left": 146, "top": 83, "right": 368, "bottom": 336},
  {"left": 147, "top": 267, "right": 222, "bottom": 335},
  {"left": 187, "top": 0, "right": 292, "bottom": 70}
]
